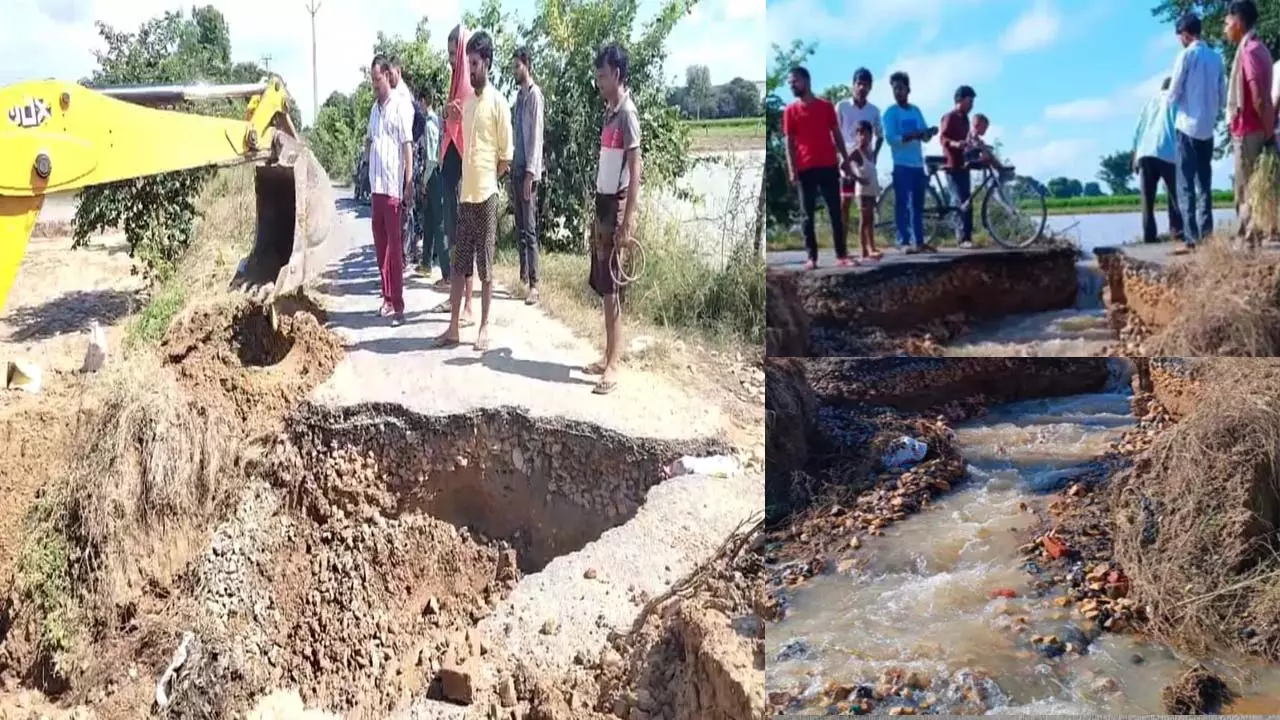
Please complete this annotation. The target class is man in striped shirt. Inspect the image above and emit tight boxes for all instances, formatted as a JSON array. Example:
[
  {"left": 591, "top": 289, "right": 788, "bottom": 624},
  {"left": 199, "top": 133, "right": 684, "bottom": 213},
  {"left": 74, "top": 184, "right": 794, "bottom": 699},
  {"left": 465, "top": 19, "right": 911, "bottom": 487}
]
[
  {"left": 511, "top": 46, "right": 545, "bottom": 305},
  {"left": 365, "top": 55, "right": 414, "bottom": 324}
]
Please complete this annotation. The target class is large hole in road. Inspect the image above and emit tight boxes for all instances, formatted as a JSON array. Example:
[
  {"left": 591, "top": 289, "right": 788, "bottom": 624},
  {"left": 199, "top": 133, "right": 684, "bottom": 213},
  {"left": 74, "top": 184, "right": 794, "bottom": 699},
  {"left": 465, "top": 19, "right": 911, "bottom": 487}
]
[
  {"left": 271, "top": 403, "right": 728, "bottom": 573},
  {"left": 176, "top": 404, "right": 731, "bottom": 717}
]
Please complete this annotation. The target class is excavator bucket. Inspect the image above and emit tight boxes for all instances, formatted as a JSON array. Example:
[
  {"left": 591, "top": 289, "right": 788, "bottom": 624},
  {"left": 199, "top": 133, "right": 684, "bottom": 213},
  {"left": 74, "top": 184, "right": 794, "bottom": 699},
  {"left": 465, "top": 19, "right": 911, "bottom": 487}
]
[{"left": 231, "top": 133, "right": 337, "bottom": 301}]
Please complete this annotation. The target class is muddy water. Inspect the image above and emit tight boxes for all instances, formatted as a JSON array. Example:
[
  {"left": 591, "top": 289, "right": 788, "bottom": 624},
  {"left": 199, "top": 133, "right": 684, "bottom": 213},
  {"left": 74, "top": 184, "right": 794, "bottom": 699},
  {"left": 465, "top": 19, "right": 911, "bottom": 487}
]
[
  {"left": 943, "top": 263, "right": 1111, "bottom": 357},
  {"left": 767, "top": 386, "right": 1280, "bottom": 715}
]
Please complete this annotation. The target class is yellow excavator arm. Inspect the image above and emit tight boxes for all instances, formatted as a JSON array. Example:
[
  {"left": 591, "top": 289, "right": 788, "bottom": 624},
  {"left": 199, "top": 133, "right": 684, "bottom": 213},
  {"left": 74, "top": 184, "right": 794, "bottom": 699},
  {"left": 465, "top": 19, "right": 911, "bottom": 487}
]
[{"left": 0, "top": 76, "right": 302, "bottom": 313}]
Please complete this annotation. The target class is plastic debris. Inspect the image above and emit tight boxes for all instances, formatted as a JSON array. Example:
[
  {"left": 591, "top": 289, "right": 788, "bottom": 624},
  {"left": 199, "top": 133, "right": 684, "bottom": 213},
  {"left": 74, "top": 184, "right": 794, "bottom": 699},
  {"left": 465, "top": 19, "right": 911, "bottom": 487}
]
[
  {"left": 668, "top": 454, "right": 742, "bottom": 478},
  {"left": 882, "top": 436, "right": 928, "bottom": 469}
]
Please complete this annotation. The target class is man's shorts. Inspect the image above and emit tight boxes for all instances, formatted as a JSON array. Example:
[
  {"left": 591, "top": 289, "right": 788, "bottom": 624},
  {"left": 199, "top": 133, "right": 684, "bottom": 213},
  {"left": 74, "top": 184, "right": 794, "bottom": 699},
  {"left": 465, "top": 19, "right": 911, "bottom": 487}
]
[
  {"left": 453, "top": 194, "right": 498, "bottom": 282},
  {"left": 589, "top": 190, "right": 627, "bottom": 297},
  {"left": 840, "top": 174, "right": 857, "bottom": 199}
]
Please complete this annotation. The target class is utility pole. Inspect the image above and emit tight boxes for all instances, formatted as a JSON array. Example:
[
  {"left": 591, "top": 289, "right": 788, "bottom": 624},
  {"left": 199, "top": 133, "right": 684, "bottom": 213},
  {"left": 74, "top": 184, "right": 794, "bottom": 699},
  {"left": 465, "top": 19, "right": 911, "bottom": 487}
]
[
  {"left": 305, "top": 0, "right": 322, "bottom": 124},
  {"left": 261, "top": 54, "right": 272, "bottom": 71}
]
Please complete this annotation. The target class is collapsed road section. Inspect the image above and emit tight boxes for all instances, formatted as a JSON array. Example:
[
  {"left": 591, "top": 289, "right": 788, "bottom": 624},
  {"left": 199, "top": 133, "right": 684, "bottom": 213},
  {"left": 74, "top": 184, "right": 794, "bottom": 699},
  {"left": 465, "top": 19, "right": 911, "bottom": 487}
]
[{"left": 767, "top": 246, "right": 1083, "bottom": 356}]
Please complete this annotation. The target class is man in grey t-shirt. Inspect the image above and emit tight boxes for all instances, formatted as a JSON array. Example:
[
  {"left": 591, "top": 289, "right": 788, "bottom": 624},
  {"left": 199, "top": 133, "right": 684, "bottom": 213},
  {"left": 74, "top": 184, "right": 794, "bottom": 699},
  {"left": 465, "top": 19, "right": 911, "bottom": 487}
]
[
  {"left": 585, "top": 43, "right": 641, "bottom": 396},
  {"left": 511, "top": 46, "right": 545, "bottom": 305}
]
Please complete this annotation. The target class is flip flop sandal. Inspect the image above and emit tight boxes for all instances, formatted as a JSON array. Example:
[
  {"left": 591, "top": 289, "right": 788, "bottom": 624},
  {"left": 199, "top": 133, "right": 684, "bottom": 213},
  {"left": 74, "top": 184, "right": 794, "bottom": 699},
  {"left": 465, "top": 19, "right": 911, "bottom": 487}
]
[
  {"left": 474, "top": 337, "right": 490, "bottom": 352},
  {"left": 429, "top": 301, "right": 451, "bottom": 314},
  {"left": 433, "top": 334, "right": 461, "bottom": 348},
  {"left": 583, "top": 361, "right": 607, "bottom": 375},
  {"left": 592, "top": 379, "right": 618, "bottom": 395},
  {"left": 460, "top": 316, "right": 476, "bottom": 328}
]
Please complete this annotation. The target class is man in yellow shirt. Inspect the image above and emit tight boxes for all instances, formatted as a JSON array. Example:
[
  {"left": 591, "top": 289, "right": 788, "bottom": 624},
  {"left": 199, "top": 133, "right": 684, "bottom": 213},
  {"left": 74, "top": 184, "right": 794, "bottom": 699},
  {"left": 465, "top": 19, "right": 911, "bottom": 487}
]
[{"left": 435, "top": 30, "right": 512, "bottom": 352}]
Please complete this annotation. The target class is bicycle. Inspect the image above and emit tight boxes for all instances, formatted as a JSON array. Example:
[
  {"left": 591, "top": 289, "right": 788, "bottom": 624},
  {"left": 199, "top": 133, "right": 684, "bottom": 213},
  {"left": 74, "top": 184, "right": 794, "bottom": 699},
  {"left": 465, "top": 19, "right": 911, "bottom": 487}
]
[{"left": 871, "top": 154, "right": 1048, "bottom": 250}]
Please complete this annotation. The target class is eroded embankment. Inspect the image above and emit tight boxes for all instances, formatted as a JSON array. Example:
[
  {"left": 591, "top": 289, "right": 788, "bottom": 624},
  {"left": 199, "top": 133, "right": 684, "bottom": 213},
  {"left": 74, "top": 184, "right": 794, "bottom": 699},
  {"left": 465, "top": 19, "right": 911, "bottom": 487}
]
[
  {"left": 767, "top": 247, "right": 1081, "bottom": 356},
  {"left": 765, "top": 357, "right": 1113, "bottom": 521},
  {"left": 166, "top": 400, "right": 760, "bottom": 720},
  {"left": 1097, "top": 245, "right": 1280, "bottom": 355}
]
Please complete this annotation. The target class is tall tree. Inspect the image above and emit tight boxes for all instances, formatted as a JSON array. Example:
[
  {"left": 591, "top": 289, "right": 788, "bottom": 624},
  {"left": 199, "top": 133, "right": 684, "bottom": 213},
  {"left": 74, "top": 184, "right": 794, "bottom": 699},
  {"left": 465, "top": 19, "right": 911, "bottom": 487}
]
[
  {"left": 686, "top": 64, "right": 713, "bottom": 119},
  {"left": 820, "top": 84, "right": 850, "bottom": 104},
  {"left": 1098, "top": 150, "right": 1136, "bottom": 195},
  {"left": 1083, "top": 181, "right": 1104, "bottom": 197},
  {"left": 721, "top": 77, "right": 762, "bottom": 116}
]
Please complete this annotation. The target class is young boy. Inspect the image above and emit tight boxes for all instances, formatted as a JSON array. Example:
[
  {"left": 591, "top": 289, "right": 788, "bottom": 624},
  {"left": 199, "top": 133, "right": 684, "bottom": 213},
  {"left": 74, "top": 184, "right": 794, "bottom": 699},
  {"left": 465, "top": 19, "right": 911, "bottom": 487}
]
[
  {"left": 968, "top": 113, "right": 1007, "bottom": 172},
  {"left": 849, "top": 120, "right": 882, "bottom": 261},
  {"left": 883, "top": 71, "right": 938, "bottom": 254}
]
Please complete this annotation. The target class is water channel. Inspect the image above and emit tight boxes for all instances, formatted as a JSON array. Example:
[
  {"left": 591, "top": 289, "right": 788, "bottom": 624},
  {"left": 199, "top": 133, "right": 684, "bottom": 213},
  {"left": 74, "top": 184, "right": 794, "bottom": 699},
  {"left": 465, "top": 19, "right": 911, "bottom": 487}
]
[{"left": 766, "top": 378, "right": 1280, "bottom": 714}]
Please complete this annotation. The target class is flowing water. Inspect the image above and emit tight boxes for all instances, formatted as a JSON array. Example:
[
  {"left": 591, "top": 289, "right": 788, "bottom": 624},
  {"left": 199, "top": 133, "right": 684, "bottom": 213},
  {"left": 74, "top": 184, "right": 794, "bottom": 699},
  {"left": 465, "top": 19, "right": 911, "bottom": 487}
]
[
  {"left": 766, "top": 382, "right": 1280, "bottom": 715},
  {"left": 942, "top": 263, "right": 1111, "bottom": 357}
]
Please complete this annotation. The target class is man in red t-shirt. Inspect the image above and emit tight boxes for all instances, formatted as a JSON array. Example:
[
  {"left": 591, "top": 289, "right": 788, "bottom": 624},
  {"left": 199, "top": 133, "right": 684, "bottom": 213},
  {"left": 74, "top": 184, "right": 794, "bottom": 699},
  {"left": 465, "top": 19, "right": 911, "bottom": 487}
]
[
  {"left": 939, "top": 85, "right": 976, "bottom": 248},
  {"left": 1226, "top": 0, "right": 1274, "bottom": 244},
  {"left": 783, "top": 66, "right": 855, "bottom": 270}
]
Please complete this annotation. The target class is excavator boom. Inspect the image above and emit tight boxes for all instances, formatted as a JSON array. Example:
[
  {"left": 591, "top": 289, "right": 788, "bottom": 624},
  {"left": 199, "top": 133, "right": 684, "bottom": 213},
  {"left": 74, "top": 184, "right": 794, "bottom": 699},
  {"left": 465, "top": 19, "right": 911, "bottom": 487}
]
[{"left": 0, "top": 76, "right": 333, "bottom": 314}]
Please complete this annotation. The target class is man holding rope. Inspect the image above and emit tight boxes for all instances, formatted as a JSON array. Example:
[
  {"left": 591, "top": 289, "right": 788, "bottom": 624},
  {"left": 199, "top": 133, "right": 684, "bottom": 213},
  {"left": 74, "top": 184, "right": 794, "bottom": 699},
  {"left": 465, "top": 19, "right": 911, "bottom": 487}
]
[{"left": 585, "top": 42, "right": 641, "bottom": 396}]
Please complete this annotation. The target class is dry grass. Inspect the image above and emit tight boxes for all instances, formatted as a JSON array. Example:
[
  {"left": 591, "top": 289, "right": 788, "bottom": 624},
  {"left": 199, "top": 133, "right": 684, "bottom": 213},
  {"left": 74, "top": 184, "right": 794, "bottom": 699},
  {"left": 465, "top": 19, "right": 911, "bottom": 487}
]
[
  {"left": 1111, "top": 360, "right": 1280, "bottom": 659},
  {"left": 1143, "top": 240, "right": 1280, "bottom": 356},
  {"left": 1246, "top": 149, "right": 1280, "bottom": 238}
]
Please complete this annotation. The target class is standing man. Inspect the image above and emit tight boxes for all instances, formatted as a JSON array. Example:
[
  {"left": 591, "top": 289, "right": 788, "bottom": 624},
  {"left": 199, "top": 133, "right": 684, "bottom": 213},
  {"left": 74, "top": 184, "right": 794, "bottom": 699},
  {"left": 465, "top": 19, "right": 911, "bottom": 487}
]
[
  {"left": 783, "top": 66, "right": 855, "bottom": 270},
  {"left": 939, "top": 85, "right": 976, "bottom": 249},
  {"left": 1169, "top": 12, "right": 1225, "bottom": 251},
  {"left": 835, "top": 68, "right": 883, "bottom": 250},
  {"left": 416, "top": 87, "right": 445, "bottom": 276},
  {"left": 390, "top": 58, "right": 422, "bottom": 263},
  {"left": 585, "top": 42, "right": 641, "bottom": 396},
  {"left": 883, "top": 72, "right": 938, "bottom": 254},
  {"left": 434, "top": 31, "right": 512, "bottom": 352},
  {"left": 1225, "top": 0, "right": 1274, "bottom": 245},
  {"left": 511, "top": 46, "right": 545, "bottom": 305},
  {"left": 1132, "top": 77, "right": 1185, "bottom": 245},
  {"left": 365, "top": 54, "right": 413, "bottom": 324},
  {"left": 434, "top": 25, "right": 476, "bottom": 324}
]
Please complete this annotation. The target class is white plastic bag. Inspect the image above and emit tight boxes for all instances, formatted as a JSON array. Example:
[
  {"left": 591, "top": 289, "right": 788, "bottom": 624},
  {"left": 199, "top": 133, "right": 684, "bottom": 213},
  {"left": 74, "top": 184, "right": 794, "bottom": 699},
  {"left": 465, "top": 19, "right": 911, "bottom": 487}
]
[
  {"left": 882, "top": 436, "right": 928, "bottom": 469},
  {"left": 669, "top": 455, "right": 742, "bottom": 478}
]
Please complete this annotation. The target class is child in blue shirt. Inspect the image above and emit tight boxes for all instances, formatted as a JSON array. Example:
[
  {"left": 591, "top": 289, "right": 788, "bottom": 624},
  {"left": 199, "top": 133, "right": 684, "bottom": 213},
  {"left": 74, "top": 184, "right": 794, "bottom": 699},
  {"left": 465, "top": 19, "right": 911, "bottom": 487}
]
[{"left": 882, "top": 72, "right": 938, "bottom": 253}]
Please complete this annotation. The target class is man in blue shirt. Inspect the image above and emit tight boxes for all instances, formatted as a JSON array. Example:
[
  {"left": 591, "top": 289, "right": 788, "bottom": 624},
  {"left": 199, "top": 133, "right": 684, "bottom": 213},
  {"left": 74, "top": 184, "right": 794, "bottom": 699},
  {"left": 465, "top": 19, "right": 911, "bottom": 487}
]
[
  {"left": 883, "top": 72, "right": 938, "bottom": 254},
  {"left": 1133, "top": 77, "right": 1184, "bottom": 245},
  {"left": 1168, "top": 12, "right": 1226, "bottom": 249}
]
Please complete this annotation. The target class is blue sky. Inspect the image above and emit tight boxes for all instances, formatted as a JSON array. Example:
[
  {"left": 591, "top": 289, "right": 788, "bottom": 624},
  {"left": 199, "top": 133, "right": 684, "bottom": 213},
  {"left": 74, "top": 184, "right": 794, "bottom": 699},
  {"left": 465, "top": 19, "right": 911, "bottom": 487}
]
[
  {"left": 767, "top": 0, "right": 1233, "bottom": 190},
  {"left": 2, "top": 0, "right": 763, "bottom": 126}
]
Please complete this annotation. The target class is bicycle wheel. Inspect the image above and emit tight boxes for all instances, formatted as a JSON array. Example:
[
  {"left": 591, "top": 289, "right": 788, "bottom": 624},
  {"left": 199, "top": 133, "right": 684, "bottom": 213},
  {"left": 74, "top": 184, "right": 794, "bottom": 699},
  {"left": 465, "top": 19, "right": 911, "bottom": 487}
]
[
  {"left": 982, "top": 174, "right": 1047, "bottom": 249},
  {"left": 873, "top": 182, "right": 949, "bottom": 248}
]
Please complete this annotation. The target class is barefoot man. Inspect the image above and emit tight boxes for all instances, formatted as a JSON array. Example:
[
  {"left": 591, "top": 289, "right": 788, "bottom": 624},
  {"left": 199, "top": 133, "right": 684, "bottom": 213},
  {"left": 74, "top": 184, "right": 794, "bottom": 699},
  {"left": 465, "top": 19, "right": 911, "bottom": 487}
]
[
  {"left": 434, "top": 31, "right": 512, "bottom": 351},
  {"left": 434, "top": 25, "right": 476, "bottom": 324},
  {"left": 584, "top": 43, "right": 641, "bottom": 396}
]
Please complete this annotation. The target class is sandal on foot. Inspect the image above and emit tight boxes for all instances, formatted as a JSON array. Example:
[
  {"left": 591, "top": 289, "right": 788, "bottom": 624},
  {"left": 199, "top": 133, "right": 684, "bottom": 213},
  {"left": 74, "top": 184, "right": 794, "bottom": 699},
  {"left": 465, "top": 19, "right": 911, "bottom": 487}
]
[
  {"left": 592, "top": 379, "right": 618, "bottom": 395},
  {"left": 583, "top": 361, "right": 607, "bottom": 375},
  {"left": 433, "top": 334, "right": 461, "bottom": 348},
  {"left": 429, "top": 301, "right": 451, "bottom": 314},
  {"left": 474, "top": 336, "right": 491, "bottom": 352}
]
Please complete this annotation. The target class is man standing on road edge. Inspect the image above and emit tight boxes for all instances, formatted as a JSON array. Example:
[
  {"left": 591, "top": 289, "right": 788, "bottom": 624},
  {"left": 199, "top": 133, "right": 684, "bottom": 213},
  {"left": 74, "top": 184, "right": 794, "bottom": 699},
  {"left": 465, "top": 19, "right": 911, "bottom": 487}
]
[
  {"left": 584, "top": 42, "right": 641, "bottom": 397},
  {"left": 511, "top": 46, "right": 546, "bottom": 306},
  {"left": 1225, "top": 0, "right": 1274, "bottom": 245},
  {"left": 390, "top": 58, "right": 422, "bottom": 265},
  {"left": 365, "top": 54, "right": 412, "bottom": 324},
  {"left": 435, "top": 25, "right": 476, "bottom": 324},
  {"left": 783, "top": 65, "right": 855, "bottom": 270},
  {"left": 939, "top": 85, "right": 976, "bottom": 249},
  {"left": 1169, "top": 12, "right": 1225, "bottom": 252},
  {"left": 1132, "top": 77, "right": 1184, "bottom": 245},
  {"left": 434, "top": 31, "right": 512, "bottom": 353},
  {"left": 417, "top": 88, "right": 444, "bottom": 276},
  {"left": 884, "top": 72, "right": 938, "bottom": 255},
  {"left": 835, "top": 68, "right": 883, "bottom": 257}
]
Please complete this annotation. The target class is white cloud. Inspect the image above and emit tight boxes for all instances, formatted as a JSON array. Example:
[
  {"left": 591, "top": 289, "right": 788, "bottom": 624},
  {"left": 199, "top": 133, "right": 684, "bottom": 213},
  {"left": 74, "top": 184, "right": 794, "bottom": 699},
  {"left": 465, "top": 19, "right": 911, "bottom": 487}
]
[
  {"left": 667, "top": 0, "right": 765, "bottom": 84},
  {"left": 2, "top": 0, "right": 756, "bottom": 125},
  {"left": 767, "top": 0, "right": 987, "bottom": 49},
  {"left": 1043, "top": 72, "right": 1166, "bottom": 123},
  {"left": 999, "top": 0, "right": 1061, "bottom": 54},
  {"left": 1022, "top": 124, "right": 1047, "bottom": 139},
  {"left": 870, "top": 45, "right": 1003, "bottom": 118},
  {"left": 1006, "top": 137, "right": 1099, "bottom": 182}
]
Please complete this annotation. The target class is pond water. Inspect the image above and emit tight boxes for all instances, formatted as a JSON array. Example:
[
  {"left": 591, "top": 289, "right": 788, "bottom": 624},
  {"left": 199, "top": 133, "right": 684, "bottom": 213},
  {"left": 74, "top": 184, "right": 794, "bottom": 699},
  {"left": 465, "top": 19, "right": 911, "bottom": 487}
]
[
  {"left": 766, "top": 384, "right": 1280, "bottom": 715},
  {"left": 656, "top": 149, "right": 762, "bottom": 266},
  {"left": 1047, "top": 209, "right": 1237, "bottom": 252}
]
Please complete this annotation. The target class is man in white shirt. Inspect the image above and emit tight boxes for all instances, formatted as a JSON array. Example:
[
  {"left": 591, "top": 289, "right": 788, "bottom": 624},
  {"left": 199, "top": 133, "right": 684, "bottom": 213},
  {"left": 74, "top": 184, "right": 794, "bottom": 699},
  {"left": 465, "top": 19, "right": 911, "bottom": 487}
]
[
  {"left": 365, "top": 54, "right": 414, "bottom": 324},
  {"left": 834, "top": 68, "right": 884, "bottom": 247}
]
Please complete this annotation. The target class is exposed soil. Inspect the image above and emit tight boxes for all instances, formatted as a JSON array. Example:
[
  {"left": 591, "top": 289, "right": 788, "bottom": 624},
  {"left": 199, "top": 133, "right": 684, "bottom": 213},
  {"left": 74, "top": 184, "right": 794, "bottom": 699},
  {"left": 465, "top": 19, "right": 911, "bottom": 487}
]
[{"left": 0, "top": 291, "right": 345, "bottom": 718}]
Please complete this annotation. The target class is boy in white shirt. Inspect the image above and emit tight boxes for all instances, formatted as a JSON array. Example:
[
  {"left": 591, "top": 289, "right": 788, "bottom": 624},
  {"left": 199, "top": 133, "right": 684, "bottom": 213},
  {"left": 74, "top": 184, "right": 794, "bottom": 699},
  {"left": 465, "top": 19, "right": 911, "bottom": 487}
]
[
  {"left": 849, "top": 120, "right": 882, "bottom": 261},
  {"left": 835, "top": 68, "right": 883, "bottom": 254}
]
